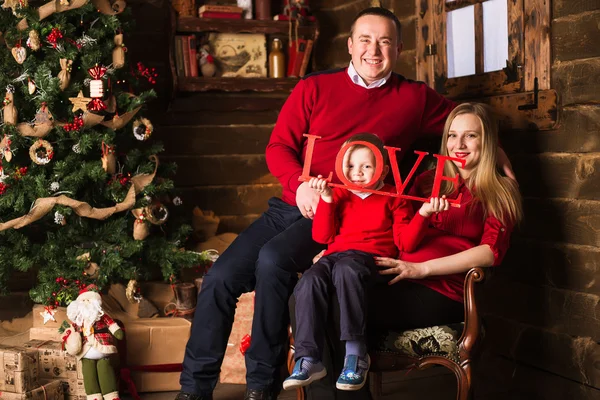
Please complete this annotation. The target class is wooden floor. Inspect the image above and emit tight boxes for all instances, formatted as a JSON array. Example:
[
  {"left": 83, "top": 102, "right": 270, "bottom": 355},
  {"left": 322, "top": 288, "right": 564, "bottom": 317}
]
[{"left": 126, "top": 368, "right": 457, "bottom": 399}]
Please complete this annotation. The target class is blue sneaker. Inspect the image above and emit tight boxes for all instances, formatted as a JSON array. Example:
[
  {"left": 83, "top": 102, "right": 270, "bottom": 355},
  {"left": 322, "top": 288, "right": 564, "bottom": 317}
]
[
  {"left": 283, "top": 358, "right": 327, "bottom": 390},
  {"left": 336, "top": 354, "right": 371, "bottom": 391}
]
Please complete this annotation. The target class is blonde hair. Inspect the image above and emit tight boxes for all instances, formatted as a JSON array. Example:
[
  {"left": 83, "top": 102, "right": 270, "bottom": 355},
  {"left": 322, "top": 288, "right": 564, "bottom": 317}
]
[{"left": 438, "top": 103, "right": 523, "bottom": 225}]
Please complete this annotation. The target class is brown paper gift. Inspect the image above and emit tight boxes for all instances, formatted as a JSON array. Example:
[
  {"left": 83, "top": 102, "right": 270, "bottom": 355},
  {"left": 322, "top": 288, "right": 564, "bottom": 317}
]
[
  {"left": 219, "top": 291, "right": 255, "bottom": 384},
  {"left": 102, "top": 286, "right": 191, "bottom": 392},
  {"left": 23, "top": 340, "right": 85, "bottom": 397},
  {"left": 0, "top": 344, "right": 39, "bottom": 393},
  {"left": 30, "top": 304, "right": 67, "bottom": 342},
  {"left": 0, "top": 379, "right": 63, "bottom": 400}
]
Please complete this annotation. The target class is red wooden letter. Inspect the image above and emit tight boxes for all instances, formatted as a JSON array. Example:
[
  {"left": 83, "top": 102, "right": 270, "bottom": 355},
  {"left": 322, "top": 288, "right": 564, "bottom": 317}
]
[
  {"left": 334, "top": 140, "right": 384, "bottom": 190},
  {"left": 430, "top": 154, "right": 465, "bottom": 205},
  {"left": 386, "top": 149, "right": 428, "bottom": 195},
  {"left": 298, "top": 134, "right": 333, "bottom": 182}
]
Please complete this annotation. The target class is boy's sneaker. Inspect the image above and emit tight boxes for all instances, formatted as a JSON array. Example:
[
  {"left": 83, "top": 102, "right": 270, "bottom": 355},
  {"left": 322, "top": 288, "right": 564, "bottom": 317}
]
[
  {"left": 283, "top": 358, "right": 327, "bottom": 390},
  {"left": 335, "top": 354, "right": 371, "bottom": 391}
]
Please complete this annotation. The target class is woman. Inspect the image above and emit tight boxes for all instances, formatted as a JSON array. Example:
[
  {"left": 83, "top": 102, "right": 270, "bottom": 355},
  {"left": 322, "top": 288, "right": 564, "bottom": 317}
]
[{"left": 372, "top": 102, "right": 523, "bottom": 333}]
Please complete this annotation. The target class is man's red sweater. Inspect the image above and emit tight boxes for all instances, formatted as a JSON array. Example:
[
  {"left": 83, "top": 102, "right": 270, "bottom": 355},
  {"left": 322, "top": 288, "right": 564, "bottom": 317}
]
[
  {"left": 313, "top": 185, "right": 429, "bottom": 258},
  {"left": 266, "top": 69, "right": 455, "bottom": 206}
]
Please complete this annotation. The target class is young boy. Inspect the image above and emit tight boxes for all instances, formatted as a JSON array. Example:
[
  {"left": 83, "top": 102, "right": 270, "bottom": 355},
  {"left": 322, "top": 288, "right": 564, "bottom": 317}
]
[{"left": 283, "top": 133, "right": 448, "bottom": 391}]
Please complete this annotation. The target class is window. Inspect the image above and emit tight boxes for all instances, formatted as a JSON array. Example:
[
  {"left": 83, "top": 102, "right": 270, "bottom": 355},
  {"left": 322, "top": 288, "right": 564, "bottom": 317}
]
[{"left": 416, "top": 0, "right": 550, "bottom": 99}]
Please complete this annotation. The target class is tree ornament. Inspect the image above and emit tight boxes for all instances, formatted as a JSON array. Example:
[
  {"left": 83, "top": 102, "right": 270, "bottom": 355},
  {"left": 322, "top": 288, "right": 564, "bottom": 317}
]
[
  {"left": 72, "top": 142, "right": 82, "bottom": 154},
  {"left": 28, "top": 78, "right": 36, "bottom": 94},
  {"left": 46, "top": 28, "right": 63, "bottom": 49},
  {"left": 54, "top": 211, "right": 66, "bottom": 225},
  {"left": 135, "top": 61, "right": 158, "bottom": 84},
  {"left": 63, "top": 115, "right": 83, "bottom": 132},
  {"left": 11, "top": 44, "right": 26, "bottom": 64},
  {"left": 125, "top": 279, "right": 142, "bottom": 303},
  {"left": 58, "top": 58, "right": 73, "bottom": 91},
  {"left": 1, "top": 136, "right": 12, "bottom": 162},
  {"left": 27, "top": 30, "right": 40, "bottom": 51},
  {"left": 2, "top": 89, "right": 17, "bottom": 126},
  {"left": 63, "top": 285, "right": 123, "bottom": 400},
  {"left": 1, "top": 0, "right": 26, "bottom": 15},
  {"left": 87, "top": 64, "right": 107, "bottom": 112},
  {"left": 131, "top": 208, "right": 149, "bottom": 240},
  {"left": 69, "top": 91, "right": 92, "bottom": 113},
  {"left": 132, "top": 117, "right": 153, "bottom": 141},
  {"left": 145, "top": 201, "right": 169, "bottom": 225},
  {"left": 0, "top": 166, "right": 8, "bottom": 183},
  {"left": 112, "top": 33, "right": 126, "bottom": 69},
  {"left": 50, "top": 181, "right": 60, "bottom": 191},
  {"left": 29, "top": 139, "right": 54, "bottom": 165},
  {"left": 101, "top": 141, "right": 116, "bottom": 174}
]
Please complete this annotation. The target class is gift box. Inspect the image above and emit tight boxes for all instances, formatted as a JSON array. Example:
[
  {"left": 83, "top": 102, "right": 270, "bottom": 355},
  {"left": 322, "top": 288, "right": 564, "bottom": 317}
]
[
  {"left": 0, "top": 379, "right": 63, "bottom": 400},
  {"left": 103, "top": 284, "right": 191, "bottom": 393},
  {"left": 23, "top": 340, "right": 85, "bottom": 397},
  {"left": 0, "top": 344, "right": 39, "bottom": 393},
  {"left": 219, "top": 290, "right": 255, "bottom": 384},
  {"left": 30, "top": 304, "right": 67, "bottom": 342}
]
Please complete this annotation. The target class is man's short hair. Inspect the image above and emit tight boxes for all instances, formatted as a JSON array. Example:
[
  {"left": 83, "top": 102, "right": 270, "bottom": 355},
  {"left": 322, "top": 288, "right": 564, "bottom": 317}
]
[
  {"left": 344, "top": 133, "right": 389, "bottom": 166},
  {"left": 350, "top": 7, "right": 402, "bottom": 42}
]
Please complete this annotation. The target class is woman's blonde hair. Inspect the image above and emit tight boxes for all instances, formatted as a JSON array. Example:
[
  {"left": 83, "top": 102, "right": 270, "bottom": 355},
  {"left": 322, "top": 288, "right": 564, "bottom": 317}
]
[{"left": 439, "top": 103, "right": 523, "bottom": 225}]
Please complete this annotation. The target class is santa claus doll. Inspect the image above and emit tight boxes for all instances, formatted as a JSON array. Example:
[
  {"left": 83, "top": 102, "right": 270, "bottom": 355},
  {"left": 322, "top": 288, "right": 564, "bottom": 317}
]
[{"left": 64, "top": 284, "right": 123, "bottom": 400}]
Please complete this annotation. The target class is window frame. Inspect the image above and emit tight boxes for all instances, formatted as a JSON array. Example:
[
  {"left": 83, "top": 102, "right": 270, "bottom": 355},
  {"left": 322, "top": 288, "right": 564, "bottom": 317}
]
[{"left": 416, "top": 0, "right": 550, "bottom": 99}]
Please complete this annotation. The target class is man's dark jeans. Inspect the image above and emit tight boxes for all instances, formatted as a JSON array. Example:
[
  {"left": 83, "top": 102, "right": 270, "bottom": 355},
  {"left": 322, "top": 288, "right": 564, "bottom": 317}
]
[{"left": 180, "top": 197, "right": 324, "bottom": 396}]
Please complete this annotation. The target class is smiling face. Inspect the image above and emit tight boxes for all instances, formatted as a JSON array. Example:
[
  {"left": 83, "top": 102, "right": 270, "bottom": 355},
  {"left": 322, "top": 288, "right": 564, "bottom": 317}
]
[
  {"left": 343, "top": 146, "right": 384, "bottom": 189},
  {"left": 446, "top": 113, "right": 483, "bottom": 177},
  {"left": 348, "top": 14, "right": 402, "bottom": 86}
]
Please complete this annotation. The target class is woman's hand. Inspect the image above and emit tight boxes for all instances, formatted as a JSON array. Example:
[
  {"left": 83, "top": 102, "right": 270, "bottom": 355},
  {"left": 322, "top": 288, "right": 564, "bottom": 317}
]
[
  {"left": 375, "top": 257, "right": 430, "bottom": 284},
  {"left": 419, "top": 196, "right": 449, "bottom": 218}
]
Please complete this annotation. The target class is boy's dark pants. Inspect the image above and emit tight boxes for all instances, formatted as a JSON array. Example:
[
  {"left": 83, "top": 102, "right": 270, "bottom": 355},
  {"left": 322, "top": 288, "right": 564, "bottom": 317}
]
[
  {"left": 293, "top": 251, "right": 377, "bottom": 360},
  {"left": 179, "top": 197, "right": 324, "bottom": 396}
]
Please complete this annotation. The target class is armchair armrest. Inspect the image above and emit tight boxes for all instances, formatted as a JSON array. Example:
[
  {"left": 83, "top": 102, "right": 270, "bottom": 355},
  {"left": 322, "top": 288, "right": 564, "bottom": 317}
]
[{"left": 457, "top": 267, "right": 486, "bottom": 361}]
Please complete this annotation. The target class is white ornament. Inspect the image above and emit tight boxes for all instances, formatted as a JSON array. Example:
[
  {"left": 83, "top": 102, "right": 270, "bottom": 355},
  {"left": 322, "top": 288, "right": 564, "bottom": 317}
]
[
  {"left": 40, "top": 308, "right": 56, "bottom": 324},
  {"left": 50, "top": 181, "right": 60, "bottom": 191},
  {"left": 173, "top": 196, "right": 182, "bottom": 206},
  {"left": 72, "top": 142, "right": 81, "bottom": 154},
  {"left": 89, "top": 80, "right": 103, "bottom": 98},
  {"left": 54, "top": 211, "right": 65, "bottom": 225}
]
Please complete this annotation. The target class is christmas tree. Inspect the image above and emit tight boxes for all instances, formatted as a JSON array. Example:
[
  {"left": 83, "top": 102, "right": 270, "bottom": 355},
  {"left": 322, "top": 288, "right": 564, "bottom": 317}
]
[{"left": 0, "top": 0, "right": 210, "bottom": 306}]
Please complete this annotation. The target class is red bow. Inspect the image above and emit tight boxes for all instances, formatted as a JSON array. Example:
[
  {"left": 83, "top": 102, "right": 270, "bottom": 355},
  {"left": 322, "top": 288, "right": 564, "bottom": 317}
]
[{"left": 88, "top": 65, "right": 107, "bottom": 79}]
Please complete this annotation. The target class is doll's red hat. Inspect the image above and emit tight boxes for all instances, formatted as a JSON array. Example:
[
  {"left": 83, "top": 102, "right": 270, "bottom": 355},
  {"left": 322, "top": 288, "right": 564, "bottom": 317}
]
[{"left": 78, "top": 284, "right": 101, "bottom": 301}]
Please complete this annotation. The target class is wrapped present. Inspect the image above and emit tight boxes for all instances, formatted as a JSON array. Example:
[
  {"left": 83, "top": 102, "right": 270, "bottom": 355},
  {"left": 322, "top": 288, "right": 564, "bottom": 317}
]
[
  {"left": 30, "top": 304, "right": 67, "bottom": 342},
  {"left": 103, "top": 284, "right": 191, "bottom": 393},
  {"left": 23, "top": 340, "right": 85, "bottom": 397},
  {"left": 219, "top": 290, "right": 254, "bottom": 384},
  {"left": 0, "top": 344, "right": 39, "bottom": 393},
  {"left": 0, "top": 379, "right": 63, "bottom": 400}
]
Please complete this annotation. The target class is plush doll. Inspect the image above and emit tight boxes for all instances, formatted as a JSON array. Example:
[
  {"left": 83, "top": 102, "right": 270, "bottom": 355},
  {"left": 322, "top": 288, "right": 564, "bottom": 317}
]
[
  {"left": 198, "top": 44, "right": 216, "bottom": 77},
  {"left": 64, "top": 284, "right": 123, "bottom": 400}
]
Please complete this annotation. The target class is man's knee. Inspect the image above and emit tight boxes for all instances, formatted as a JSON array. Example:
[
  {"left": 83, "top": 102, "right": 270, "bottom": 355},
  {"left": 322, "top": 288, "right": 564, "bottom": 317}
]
[{"left": 256, "top": 243, "right": 295, "bottom": 276}]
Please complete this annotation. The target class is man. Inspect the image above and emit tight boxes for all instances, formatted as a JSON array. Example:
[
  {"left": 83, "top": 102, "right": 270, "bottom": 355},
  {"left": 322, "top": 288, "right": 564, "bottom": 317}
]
[{"left": 176, "top": 7, "right": 514, "bottom": 400}]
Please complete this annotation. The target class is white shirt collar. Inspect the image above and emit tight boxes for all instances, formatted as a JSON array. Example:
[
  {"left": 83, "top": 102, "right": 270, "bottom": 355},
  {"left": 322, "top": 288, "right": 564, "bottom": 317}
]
[
  {"left": 347, "top": 62, "right": 391, "bottom": 89},
  {"left": 350, "top": 181, "right": 384, "bottom": 199}
]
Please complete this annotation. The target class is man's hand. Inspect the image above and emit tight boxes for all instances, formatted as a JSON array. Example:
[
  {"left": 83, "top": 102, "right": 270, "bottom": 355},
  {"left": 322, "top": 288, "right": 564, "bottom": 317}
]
[
  {"left": 497, "top": 146, "right": 517, "bottom": 181},
  {"left": 296, "top": 181, "right": 320, "bottom": 219}
]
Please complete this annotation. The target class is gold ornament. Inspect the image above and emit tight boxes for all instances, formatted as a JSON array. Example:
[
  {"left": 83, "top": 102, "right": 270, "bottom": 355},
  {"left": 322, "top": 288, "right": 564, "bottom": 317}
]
[
  {"left": 101, "top": 141, "right": 116, "bottom": 174},
  {"left": 68, "top": 91, "right": 91, "bottom": 113},
  {"left": 29, "top": 139, "right": 53, "bottom": 165},
  {"left": 11, "top": 46, "right": 26, "bottom": 64},
  {"left": 132, "top": 117, "right": 153, "bottom": 141},
  {"left": 28, "top": 78, "right": 36, "bottom": 94},
  {"left": 58, "top": 58, "right": 73, "bottom": 91},
  {"left": 145, "top": 202, "right": 169, "bottom": 225},
  {"left": 112, "top": 33, "right": 125, "bottom": 69},
  {"left": 78, "top": 252, "right": 100, "bottom": 278},
  {"left": 131, "top": 208, "right": 150, "bottom": 240},
  {"left": 2, "top": 0, "right": 26, "bottom": 15},
  {"left": 126, "top": 279, "right": 142, "bottom": 303},
  {"left": 2, "top": 91, "right": 17, "bottom": 126},
  {"left": 0, "top": 135, "right": 12, "bottom": 162},
  {"left": 27, "top": 30, "right": 40, "bottom": 51}
]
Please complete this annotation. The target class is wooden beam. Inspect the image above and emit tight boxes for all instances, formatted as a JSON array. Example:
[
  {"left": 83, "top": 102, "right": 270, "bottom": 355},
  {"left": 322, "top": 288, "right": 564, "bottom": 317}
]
[
  {"left": 444, "top": 0, "right": 486, "bottom": 12},
  {"left": 524, "top": 0, "right": 551, "bottom": 90},
  {"left": 552, "top": 57, "right": 600, "bottom": 106},
  {"left": 474, "top": 2, "right": 484, "bottom": 75},
  {"left": 416, "top": 0, "right": 435, "bottom": 87},
  {"left": 177, "top": 77, "right": 300, "bottom": 92}
]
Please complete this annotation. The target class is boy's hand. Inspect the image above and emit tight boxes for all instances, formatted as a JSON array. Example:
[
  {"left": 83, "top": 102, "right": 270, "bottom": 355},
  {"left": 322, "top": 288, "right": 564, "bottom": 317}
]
[
  {"left": 419, "top": 196, "right": 449, "bottom": 218},
  {"left": 309, "top": 175, "right": 333, "bottom": 203}
]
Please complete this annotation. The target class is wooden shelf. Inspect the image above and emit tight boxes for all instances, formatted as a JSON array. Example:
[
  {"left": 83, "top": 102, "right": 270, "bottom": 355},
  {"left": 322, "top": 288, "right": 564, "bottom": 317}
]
[
  {"left": 177, "top": 17, "right": 317, "bottom": 36},
  {"left": 177, "top": 77, "right": 300, "bottom": 92}
]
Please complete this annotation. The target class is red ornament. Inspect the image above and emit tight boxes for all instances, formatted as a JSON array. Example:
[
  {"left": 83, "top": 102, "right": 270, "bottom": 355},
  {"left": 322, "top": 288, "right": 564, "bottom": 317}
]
[
  {"left": 87, "top": 64, "right": 107, "bottom": 111},
  {"left": 0, "top": 183, "right": 8, "bottom": 195},
  {"left": 46, "top": 28, "right": 63, "bottom": 49},
  {"left": 63, "top": 116, "right": 84, "bottom": 132},
  {"left": 135, "top": 62, "right": 158, "bottom": 85},
  {"left": 239, "top": 334, "right": 252, "bottom": 355}
]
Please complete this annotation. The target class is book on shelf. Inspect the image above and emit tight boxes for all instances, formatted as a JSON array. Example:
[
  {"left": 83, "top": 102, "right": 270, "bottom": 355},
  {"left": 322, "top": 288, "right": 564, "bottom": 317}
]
[
  {"left": 288, "top": 38, "right": 312, "bottom": 77},
  {"left": 174, "top": 35, "right": 199, "bottom": 77},
  {"left": 199, "top": 11, "right": 242, "bottom": 19},
  {"left": 199, "top": 4, "right": 243, "bottom": 14}
]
